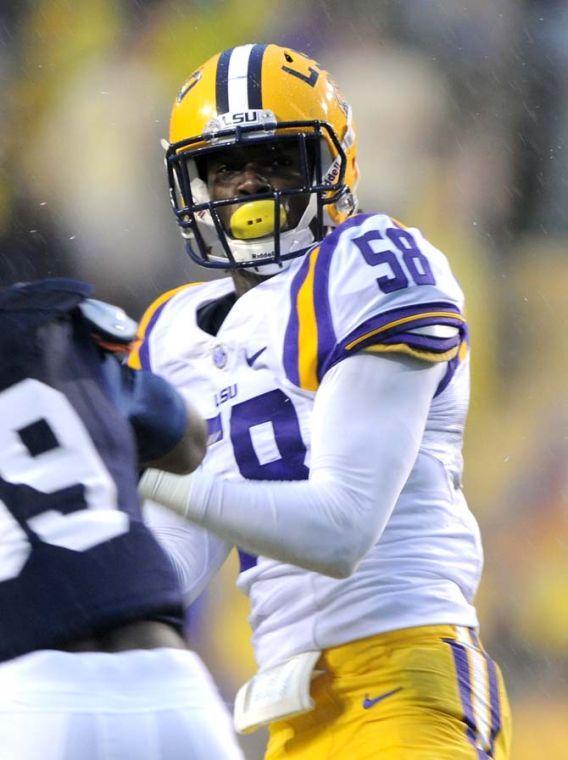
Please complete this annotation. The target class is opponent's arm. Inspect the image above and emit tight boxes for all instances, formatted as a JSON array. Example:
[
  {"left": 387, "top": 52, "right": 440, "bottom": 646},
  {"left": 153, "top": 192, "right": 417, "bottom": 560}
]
[
  {"left": 125, "top": 368, "right": 207, "bottom": 474},
  {"left": 143, "top": 391, "right": 207, "bottom": 475},
  {"left": 141, "top": 353, "right": 444, "bottom": 578},
  {"left": 85, "top": 295, "right": 207, "bottom": 476},
  {"left": 103, "top": 357, "right": 207, "bottom": 475}
]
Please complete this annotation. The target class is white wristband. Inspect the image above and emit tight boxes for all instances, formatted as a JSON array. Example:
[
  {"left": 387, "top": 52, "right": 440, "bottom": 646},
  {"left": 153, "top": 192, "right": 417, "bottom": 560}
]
[{"left": 139, "top": 468, "right": 202, "bottom": 519}]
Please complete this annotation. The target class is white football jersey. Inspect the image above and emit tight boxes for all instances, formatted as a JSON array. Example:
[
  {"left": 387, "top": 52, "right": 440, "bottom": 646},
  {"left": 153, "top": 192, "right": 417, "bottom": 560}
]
[{"left": 132, "top": 213, "right": 482, "bottom": 668}]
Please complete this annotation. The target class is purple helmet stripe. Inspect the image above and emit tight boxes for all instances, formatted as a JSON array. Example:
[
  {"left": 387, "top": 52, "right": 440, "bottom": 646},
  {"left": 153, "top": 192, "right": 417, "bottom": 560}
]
[
  {"left": 215, "top": 47, "right": 233, "bottom": 114},
  {"left": 247, "top": 44, "right": 267, "bottom": 109}
]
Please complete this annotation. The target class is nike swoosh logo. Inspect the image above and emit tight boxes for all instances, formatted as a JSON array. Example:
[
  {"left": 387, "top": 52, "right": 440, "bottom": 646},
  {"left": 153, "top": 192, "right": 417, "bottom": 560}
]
[
  {"left": 245, "top": 346, "right": 267, "bottom": 367},
  {"left": 362, "top": 687, "right": 402, "bottom": 709}
]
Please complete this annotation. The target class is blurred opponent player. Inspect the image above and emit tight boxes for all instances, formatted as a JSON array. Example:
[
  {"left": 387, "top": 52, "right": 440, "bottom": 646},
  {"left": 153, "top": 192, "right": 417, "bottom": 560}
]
[
  {"left": 0, "top": 278, "right": 243, "bottom": 759},
  {"left": 137, "top": 45, "right": 512, "bottom": 758}
]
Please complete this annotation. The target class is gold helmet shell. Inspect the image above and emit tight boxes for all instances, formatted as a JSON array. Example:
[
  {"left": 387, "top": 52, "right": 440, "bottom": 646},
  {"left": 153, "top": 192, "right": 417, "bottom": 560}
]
[{"left": 167, "top": 43, "right": 359, "bottom": 271}]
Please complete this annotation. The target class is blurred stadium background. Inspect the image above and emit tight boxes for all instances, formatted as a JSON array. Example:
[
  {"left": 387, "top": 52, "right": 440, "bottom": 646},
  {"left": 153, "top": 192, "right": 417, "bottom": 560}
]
[{"left": 1, "top": 1, "right": 566, "bottom": 757}]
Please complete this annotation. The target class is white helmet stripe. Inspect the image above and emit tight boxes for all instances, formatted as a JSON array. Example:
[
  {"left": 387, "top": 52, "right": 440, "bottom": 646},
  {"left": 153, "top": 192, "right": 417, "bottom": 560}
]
[{"left": 228, "top": 44, "right": 254, "bottom": 112}]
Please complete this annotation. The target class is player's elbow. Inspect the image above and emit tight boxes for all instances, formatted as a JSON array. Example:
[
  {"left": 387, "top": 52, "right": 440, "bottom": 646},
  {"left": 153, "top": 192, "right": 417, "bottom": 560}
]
[
  {"left": 306, "top": 523, "right": 373, "bottom": 579},
  {"left": 331, "top": 537, "right": 371, "bottom": 577},
  {"left": 308, "top": 543, "right": 364, "bottom": 579},
  {"left": 308, "top": 489, "right": 378, "bottom": 578},
  {"left": 317, "top": 554, "right": 358, "bottom": 579}
]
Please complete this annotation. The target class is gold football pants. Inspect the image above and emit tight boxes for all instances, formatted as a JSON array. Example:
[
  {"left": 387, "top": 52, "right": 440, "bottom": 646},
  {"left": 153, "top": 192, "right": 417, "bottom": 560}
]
[{"left": 265, "top": 625, "right": 511, "bottom": 759}]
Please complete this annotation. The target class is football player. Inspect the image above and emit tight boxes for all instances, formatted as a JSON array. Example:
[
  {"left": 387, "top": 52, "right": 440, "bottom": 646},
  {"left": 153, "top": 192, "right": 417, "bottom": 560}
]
[
  {"left": 0, "top": 278, "right": 243, "bottom": 759},
  {"left": 136, "top": 44, "right": 512, "bottom": 758}
]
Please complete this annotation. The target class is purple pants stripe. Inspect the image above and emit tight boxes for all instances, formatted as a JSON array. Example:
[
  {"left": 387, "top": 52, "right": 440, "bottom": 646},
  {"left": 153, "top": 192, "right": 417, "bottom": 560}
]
[
  {"left": 485, "top": 653, "right": 502, "bottom": 754},
  {"left": 469, "top": 629, "right": 481, "bottom": 648},
  {"left": 465, "top": 630, "right": 502, "bottom": 754},
  {"left": 444, "top": 639, "right": 490, "bottom": 759}
]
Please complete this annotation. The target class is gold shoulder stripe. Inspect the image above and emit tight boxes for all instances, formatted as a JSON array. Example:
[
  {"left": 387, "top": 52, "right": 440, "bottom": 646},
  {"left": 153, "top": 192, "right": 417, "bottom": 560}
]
[
  {"left": 128, "top": 282, "right": 201, "bottom": 369},
  {"left": 296, "top": 247, "right": 321, "bottom": 391},
  {"left": 137, "top": 282, "right": 199, "bottom": 340},
  {"left": 390, "top": 216, "right": 409, "bottom": 230},
  {"left": 345, "top": 311, "right": 466, "bottom": 351},
  {"left": 362, "top": 343, "right": 461, "bottom": 363}
]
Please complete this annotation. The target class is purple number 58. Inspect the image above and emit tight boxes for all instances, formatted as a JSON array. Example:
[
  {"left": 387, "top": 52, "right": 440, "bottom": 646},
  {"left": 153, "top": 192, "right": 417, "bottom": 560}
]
[{"left": 353, "top": 227, "right": 435, "bottom": 293}]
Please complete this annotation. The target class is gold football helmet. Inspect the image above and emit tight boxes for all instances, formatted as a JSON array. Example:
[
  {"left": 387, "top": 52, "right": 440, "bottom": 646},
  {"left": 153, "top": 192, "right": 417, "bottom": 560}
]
[{"left": 166, "top": 43, "right": 359, "bottom": 272}]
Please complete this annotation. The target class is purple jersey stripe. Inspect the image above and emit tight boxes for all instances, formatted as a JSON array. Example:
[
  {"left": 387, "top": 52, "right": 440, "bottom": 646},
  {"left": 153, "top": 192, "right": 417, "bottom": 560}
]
[
  {"left": 321, "top": 302, "right": 466, "bottom": 376},
  {"left": 283, "top": 214, "right": 375, "bottom": 388},
  {"left": 344, "top": 301, "right": 464, "bottom": 349},
  {"left": 138, "top": 300, "right": 170, "bottom": 370},
  {"left": 379, "top": 331, "right": 461, "bottom": 353},
  {"left": 206, "top": 413, "right": 223, "bottom": 445},
  {"left": 469, "top": 629, "right": 482, "bottom": 648},
  {"left": 444, "top": 639, "right": 489, "bottom": 760},
  {"left": 313, "top": 238, "right": 336, "bottom": 383},
  {"left": 486, "top": 654, "right": 502, "bottom": 754},
  {"left": 434, "top": 352, "right": 462, "bottom": 397},
  {"left": 283, "top": 214, "right": 385, "bottom": 388},
  {"left": 283, "top": 252, "right": 312, "bottom": 386}
]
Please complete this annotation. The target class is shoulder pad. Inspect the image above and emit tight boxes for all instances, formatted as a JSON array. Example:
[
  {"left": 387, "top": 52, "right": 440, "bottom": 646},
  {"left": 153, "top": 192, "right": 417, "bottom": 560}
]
[
  {"left": 283, "top": 213, "right": 466, "bottom": 390},
  {"left": 79, "top": 298, "right": 138, "bottom": 344}
]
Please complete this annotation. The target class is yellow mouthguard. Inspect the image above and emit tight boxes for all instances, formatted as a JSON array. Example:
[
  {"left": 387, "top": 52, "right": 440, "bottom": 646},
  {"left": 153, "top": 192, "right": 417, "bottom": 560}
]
[{"left": 230, "top": 200, "right": 288, "bottom": 240}]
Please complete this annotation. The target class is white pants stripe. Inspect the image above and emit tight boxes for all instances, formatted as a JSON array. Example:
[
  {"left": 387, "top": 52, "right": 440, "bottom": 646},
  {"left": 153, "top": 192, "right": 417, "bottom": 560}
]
[{"left": 457, "top": 627, "right": 493, "bottom": 753}]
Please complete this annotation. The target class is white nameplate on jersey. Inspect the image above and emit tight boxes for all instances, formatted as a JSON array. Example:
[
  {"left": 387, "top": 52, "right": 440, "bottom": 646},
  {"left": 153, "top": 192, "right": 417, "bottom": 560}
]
[{"left": 233, "top": 650, "right": 322, "bottom": 734}]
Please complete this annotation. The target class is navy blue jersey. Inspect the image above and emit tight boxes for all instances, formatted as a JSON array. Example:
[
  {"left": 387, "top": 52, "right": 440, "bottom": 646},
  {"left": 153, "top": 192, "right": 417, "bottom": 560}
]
[{"left": 0, "top": 279, "right": 185, "bottom": 661}]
